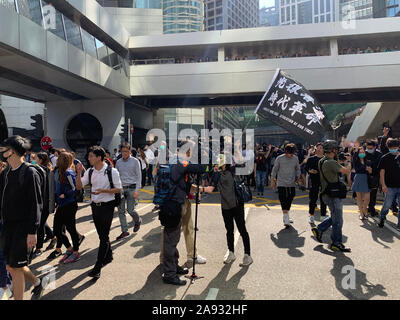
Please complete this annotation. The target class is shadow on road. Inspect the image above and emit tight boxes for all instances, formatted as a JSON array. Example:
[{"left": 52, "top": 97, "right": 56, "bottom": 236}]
[
  {"left": 270, "top": 227, "right": 305, "bottom": 257},
  {"left": 184, "top": 264, "right": 249, "bottom": 300},
  {"left": 131, "top": 226, "right": 162, "bottom": 259},
  {"left": 314, "top": 245, "right": 387, "bottom": 300},
  {"left": 112, "top": 264, "right": 178, "bottom": 300},
  {"left": 360, "top": 219, "right": 400, "bottom": 249}
]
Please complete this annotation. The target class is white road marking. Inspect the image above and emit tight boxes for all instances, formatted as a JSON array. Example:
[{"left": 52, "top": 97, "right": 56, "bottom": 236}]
[
  {"left": 205, "top": 288, "right": 219, "bottom": 300},
  {"left": 83, "top": 203, "right": 154, "bottom": 237},
  {"left": 372, "top": 216, "right": 400, "bottom": 237}
]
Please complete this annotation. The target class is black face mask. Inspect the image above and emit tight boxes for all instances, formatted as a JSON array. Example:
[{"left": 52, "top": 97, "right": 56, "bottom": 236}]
[{"left": 0, "top": 148, "right": 11, "bottom": 163}]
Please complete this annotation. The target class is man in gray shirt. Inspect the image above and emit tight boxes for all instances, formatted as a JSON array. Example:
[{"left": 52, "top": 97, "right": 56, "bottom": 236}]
[
  {"left": 115, "top": 143, "right": 142, "bottom": 240},
  {"left": 271, "top": 144, "right": 301, "bottom": 227}
]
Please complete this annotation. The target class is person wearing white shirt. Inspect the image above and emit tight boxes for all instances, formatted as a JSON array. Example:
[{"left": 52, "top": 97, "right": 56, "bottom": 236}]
[
  {"left": 144, "top": 145, "right": 155, "bottom": 186},
  {"left": 76, "top": 146, "right": 122, "bottom": 279}
]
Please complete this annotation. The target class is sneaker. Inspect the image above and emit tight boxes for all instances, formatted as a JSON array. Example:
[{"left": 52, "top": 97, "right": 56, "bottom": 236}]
[
  {"left": 309, "top": 216, "right": 315, "bottom": 225},
  {"left": 32, "top": 249, "right": 43, "bottom": 259},
  {"left": 133, "top": 222, "right": 141, "bottom": 233},
  {"left": 283, "top": 215, "right": 290, "bottom": 227},
  {"left": 31, "top": 279, "right": 45, "bottom": 300},
  {"left": 223, "top": 251, "right": 236, "bottom": 264},
  {"left": 311, "top": 227, "right": 323, "bottom": 243},
  {"left": 378, "top": 219, "right": 385, "bottom": 228},
  {"left": 88, "top": 267, "right": 101, "bottom": 279},
  {"left": 59, "top": 250, "right": 73, "bottom": 263},
  {"left": 162, "top": 276, "right": 187, "bottom": 286},
  {"left": 239, "top": 254, "right": 253, "bottom": 267},
  {"left": 195, "top": 255, "right": 207, "bottom": 264},
  {"left": 330, "top": 243, "right": 351, "bottom": 252},
  {"left": 47, "top": 250, "right": 62, "bottom": 260},
  {"left": 177, "top": 266, "right": 189, "bottom": 275},
  {"left": 116, "top": 232, "right": 130, "bottom": 241},
  {"left": 46, "top": 239, "right": 57, "bottom": 251},
  {"left": 78, "top": 235, "right": 85, "bottom": 246},
  {"left": 64, "top": 252, "right": 81, "bottom": 264}
]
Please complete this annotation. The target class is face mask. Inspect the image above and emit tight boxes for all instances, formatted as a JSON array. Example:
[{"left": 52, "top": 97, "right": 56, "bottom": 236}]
[
  {"left": 366, "top": 149, "right": 374, "bottom": 154},
  {"left": 0, "top": 148, "right": 11, "bottom": 163},
  {"left": 389, "top": 149, "right": 398, "bottom": 154},
  {"left": 358, "top": 153, "right": 366, "bottom": 159},
  {"left": 31, "top": 160, "right": 37, "bottom": 165}
]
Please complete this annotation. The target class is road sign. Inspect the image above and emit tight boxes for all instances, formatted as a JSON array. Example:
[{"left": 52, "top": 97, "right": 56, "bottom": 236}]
[{"left": 41, "top": 136, "right": 52, "bottom": 151}]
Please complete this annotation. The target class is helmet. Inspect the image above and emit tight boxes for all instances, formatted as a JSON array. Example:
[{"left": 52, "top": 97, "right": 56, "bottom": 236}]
[{"left": 323, "top": 140, "right": 339, "bottom": 153}]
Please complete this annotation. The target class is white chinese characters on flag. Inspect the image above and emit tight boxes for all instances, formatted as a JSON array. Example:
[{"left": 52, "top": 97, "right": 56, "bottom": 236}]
[{"left": 254, "top": 69, "right": 331, "bottom": 144}]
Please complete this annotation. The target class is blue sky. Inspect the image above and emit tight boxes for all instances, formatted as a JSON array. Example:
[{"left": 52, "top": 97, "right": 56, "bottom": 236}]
[{"left": 259, "top": 0, "right": 275, "bottom": 8}]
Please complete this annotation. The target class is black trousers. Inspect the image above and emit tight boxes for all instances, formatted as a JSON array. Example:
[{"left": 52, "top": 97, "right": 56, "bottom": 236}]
[
  {"left": 91, "top": 201, "right": 115, "bottom": 268},
  {"left": 278, "top": 187, "right": 296, "bottom": 211},
  {"left": 221, "top": 203, "right": 250, "bottom": 255},
  {"left": 309, "top": 184, "right": 327, "bottom": 215},
  {"left": 53, "top": 202, "right": 80, "bottom": 251},
  {"left": 141, "top": 169, "right": 146, "bottom": 189},
  {"left": 36, "top": 208, "right": 54, "bottom": 250},
  {"left": 368, "top": 187, "right": 378, "bottom": 213}
]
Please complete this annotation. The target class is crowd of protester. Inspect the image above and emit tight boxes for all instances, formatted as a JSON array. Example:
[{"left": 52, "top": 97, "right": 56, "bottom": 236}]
[
  {"left": 339, "top": 44, "right": 400, "bottom": 55},
  {"left": 131, "top": 42, "right": 400, "bottom": 66},
  {"left": 0, "top": 122, "right": 399, "bottom": 299}
]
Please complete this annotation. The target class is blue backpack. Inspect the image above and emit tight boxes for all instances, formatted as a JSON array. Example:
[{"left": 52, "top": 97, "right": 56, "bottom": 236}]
[{"left": 153, "top": 164, "right": 176, "bottom": 206}]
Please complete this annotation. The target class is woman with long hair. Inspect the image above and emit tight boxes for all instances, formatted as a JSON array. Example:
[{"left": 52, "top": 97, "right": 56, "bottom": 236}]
[
  {"left": 351, "top": 146, "right": 371, "bottom": 220},
  {"left": 137, "top": 147, "right": 148, "bottom": 189},
  {"left": 47, "top": 152, "right": 82, "bottom": 263},
  {"left": 202, "top": 154, "right": 253, "bottom": 267}
]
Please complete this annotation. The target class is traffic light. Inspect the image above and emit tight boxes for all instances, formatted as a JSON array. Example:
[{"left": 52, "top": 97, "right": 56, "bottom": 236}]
[
  {"left": 119, "top": 123, "right": 128, "bottom": 142},
  {"left": 30, "top": 114, "right": 43, "bottom": 137}
]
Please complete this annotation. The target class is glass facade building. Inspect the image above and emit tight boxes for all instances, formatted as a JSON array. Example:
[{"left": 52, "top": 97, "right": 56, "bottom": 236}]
[
  {"left": 96, "top": 0, "right": 162, "bottom": 8},
  {"left": 205, "top": 0, "right": 259, "bottom": 31},
  {"left": 280, "top": 0, "right": 336, "bottom": 25},
  {"left": 163, "top": 0, "right": 204, "bottom": 34},
  {"left": 387, "top": 0, "right": 400, "bottom": 16}
]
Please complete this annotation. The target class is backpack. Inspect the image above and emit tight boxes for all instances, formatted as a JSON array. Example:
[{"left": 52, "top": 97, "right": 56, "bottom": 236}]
[
  {"left": 153, "top": 164, "right": 177, "bottom": 206},
  {"left": 18, "top": 162, "right": 47, "bottom": 215},
  {"left": 230, "top": 171, "right": 252, "bottom": 204},
  {"left": 319, "top": 159, "right": 347, "bottom": 199},
  {"left": 88, "top": 165, "right": 121, "bottom": 207}
]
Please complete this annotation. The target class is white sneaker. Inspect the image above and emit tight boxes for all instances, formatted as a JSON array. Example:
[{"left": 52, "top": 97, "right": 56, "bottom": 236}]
[
  {"left": 195, "top": 255, "right": 207, "bottom": 264},
  {"left": 223, "top": 251, "right": 236, "bottom": 264},
  {"left": 309, "top": 216, "right": 315, "bottom": 225},
  {"left": 239, "top": 254, "right": 253, "bottom": 267},
  {"left": 283, "top": 215, "right": 290, "bottom": 226}
]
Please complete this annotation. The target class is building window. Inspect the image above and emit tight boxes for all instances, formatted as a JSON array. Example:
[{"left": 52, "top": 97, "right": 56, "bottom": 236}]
[{"left": 63, "top": 16, "right": 84, "bottom": 51}]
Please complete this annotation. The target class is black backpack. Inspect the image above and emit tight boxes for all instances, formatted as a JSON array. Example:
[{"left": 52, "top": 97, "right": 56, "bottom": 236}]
[{"left": 88, "top": 165, "right": 121, "bottom": 207}]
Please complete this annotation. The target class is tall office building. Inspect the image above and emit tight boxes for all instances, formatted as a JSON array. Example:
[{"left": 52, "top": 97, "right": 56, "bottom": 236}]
[
  {"left": 279, "top": 0, "right": 336, "bottom": 25},
  {"left": 386, "top": 0, "right": 400, "bottom": 16},
  {"left": 163, "top": 0, "right": 204, "bottom": 34},
  {"left": 204, "top": 0, "right": 259, "bottom": 31},
  {"left": 260, "top": 0, "right": 280, "bottom": 26}
]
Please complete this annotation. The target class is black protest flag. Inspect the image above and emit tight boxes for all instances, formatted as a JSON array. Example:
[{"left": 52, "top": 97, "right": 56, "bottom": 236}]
[{"left": 254, "top": 69, "right": 331, "bottom": 144}]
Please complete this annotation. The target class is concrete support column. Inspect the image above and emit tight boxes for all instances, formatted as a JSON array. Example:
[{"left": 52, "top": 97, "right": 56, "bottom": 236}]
[
  {"left": 45, "top": 98, "right": 125, "bottom": 153},
  {"left": 218, "top": 46, "right": 225, "bottom": 62},
  {"left": 330, "top": 38, "right": 339, "bottom": 57}
]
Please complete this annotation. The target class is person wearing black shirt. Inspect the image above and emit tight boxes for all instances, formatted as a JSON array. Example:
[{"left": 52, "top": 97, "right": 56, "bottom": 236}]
[
  {"left": 254, "top": 147, "right": 271, "bottom": 196},
  {"left": 377, "top": 138, "right": 400, "bottom": 229},
  {"left": 378, "top": 126, "right": 391, "bottom": 156},
  {"left": 364, "top": 141, "right": 382, "bottom": 216},
  {"left": 305, "top": 143, "right": 326, "bottom": 224},
  {"left": 159, "top": 144, "right": 207, "bottom": 286},
  {"left": 0, "top": 136, "right": 45, "bottom": 300}
]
